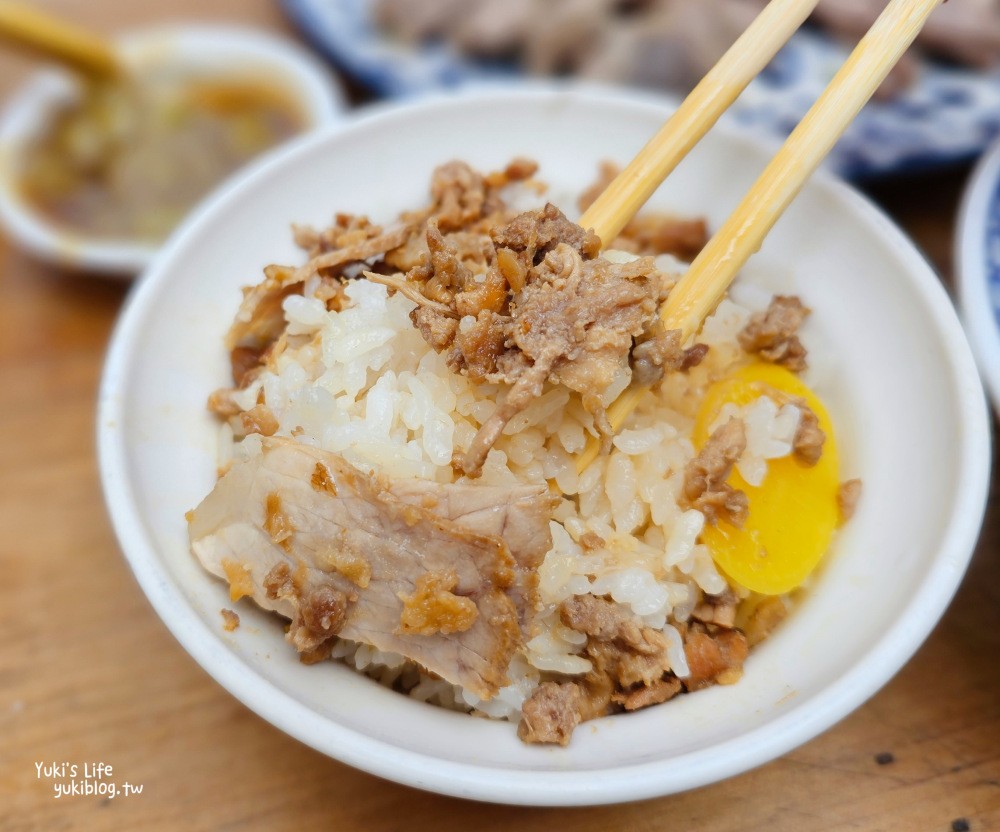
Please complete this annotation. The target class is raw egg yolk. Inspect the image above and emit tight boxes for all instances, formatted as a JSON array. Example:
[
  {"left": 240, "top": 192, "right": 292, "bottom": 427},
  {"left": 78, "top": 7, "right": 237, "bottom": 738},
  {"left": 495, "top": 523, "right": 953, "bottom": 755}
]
[{"left": 692, "top": 363, "right": 840, "bottom": 595}]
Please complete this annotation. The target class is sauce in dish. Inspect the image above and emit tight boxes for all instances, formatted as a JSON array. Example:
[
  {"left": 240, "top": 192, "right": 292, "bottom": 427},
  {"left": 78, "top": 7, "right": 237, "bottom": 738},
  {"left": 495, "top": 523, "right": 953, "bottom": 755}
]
[{"left": 16, "top": 70, "right": 306, "bottom": 243}]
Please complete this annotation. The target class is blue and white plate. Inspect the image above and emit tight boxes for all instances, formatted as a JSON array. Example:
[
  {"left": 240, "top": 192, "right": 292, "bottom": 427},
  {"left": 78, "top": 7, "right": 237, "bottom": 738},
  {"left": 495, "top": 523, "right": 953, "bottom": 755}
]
[
  {"left": 957, "top": 138, "right": 1000, "bottom": 414},
  {"left": 282, "top": 0, "right": 1000, "bottom": 179}
]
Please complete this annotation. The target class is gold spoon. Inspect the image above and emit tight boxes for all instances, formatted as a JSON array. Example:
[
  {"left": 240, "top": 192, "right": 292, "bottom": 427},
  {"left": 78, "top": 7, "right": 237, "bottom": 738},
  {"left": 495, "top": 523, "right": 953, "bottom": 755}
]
[{"left": 0, "top": 1, "right": 119, "bottom": 78}]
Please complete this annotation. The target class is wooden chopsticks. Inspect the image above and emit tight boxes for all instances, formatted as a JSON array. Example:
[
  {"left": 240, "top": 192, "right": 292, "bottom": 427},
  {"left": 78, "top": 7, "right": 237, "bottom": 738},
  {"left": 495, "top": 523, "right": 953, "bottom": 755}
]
[
  {"left": 576, "top": 0, "right": 944, "bottom": 474},
  {"left": 579, "top": 0, "right": 821, "bottom": 245}
]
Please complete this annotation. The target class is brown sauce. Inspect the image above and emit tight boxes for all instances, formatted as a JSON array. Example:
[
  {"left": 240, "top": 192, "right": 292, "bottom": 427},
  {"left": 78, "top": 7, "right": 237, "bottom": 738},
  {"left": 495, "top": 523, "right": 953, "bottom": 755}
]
[{"left": 17, "top": 71, "right": 307, "bottom": 242}]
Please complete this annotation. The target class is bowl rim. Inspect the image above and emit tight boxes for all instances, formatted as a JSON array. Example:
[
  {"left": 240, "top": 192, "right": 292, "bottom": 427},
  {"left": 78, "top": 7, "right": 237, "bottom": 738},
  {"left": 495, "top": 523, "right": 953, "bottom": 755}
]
[
  {"left": 0, "top": 23, "right": 346, "bottom": 277},
  {"left": 956, "top": 135, "right": 1000, "bottom": 413},
  {"left": 98, "top": 85, "right": 992, "bottom": 805}
]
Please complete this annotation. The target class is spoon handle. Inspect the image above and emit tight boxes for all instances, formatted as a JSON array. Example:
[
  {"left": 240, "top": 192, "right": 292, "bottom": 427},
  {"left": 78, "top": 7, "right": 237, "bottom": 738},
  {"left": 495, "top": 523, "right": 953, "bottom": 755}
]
[{"left": 0, "top": 1, "right": 118, "bottom": 78}]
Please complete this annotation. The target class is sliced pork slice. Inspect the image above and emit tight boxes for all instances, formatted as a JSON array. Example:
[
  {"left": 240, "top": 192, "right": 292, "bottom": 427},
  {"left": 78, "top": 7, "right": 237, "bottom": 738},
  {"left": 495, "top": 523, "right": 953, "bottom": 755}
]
[
  {"left": 387, "top": 478, "right": 557, "bottom": 571},
  {"left": 188, "top": 437, "right": 539, "bottom": 699},
  {"left": 390, "top": 477, "right": 558, "bottom": 628}
]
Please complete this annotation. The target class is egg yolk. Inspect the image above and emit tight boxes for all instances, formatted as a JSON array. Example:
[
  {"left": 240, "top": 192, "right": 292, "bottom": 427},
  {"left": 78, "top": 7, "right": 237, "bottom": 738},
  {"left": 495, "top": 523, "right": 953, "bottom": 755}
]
[{"left": 692, "top": 363, "right": 840, "bottom": 595}]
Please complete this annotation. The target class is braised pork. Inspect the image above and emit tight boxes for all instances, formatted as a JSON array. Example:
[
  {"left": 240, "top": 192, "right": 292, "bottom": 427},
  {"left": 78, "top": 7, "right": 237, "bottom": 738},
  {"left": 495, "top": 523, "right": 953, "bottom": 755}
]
[
  {"left": 519, "top": 595, "right": 685, "bottom": 744},
  {"left": 188, "top": 437, "right": 555, "bottom": 698},
  {"left": 683, "top": 417, "right": 749, "bottom": 526},
  {"left": 460, "top": 229, "right": 661, "bottom": 475},
  {"left": 737, "top": 295, "right": 810, "bottom": 373}
]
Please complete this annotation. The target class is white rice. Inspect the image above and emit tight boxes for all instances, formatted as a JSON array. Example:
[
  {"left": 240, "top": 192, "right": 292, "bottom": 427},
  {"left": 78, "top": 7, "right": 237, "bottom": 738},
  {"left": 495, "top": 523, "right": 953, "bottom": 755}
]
[{"left": 224, "top": 251, "right": 806, "bottom": 719}]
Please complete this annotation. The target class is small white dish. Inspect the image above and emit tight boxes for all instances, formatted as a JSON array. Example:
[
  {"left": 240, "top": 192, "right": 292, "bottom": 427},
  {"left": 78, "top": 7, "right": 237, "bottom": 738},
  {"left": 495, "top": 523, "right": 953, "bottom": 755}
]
[
  {"left": 0, "top": 25, "right": 345, "bottom": 276},
  {"left": 98, "top": 86, "right": 991, "bottom": 805},
  {"left": 957, "top": 137, "right": 1000, "bottom": 413}
]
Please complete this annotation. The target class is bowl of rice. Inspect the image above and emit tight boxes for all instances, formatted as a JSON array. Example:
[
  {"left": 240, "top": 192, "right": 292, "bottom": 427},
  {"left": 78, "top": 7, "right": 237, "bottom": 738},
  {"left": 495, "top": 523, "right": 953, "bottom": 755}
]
[{"left": 98, "top": 86, "right": 991, "bottom": 805}]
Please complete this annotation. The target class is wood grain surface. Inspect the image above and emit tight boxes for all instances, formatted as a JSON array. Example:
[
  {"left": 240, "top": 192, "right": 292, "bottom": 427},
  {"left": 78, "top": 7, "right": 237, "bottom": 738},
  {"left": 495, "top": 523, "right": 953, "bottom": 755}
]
[{"left": 1, "top": 3, "right": 997, "bottom": 830}]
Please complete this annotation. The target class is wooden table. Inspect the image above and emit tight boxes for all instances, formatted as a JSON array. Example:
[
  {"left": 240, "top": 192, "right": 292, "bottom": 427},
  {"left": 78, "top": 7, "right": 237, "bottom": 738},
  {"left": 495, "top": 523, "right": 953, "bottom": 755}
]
[{"left": 1, "top": 3, "right": 998, "bottom": 830}]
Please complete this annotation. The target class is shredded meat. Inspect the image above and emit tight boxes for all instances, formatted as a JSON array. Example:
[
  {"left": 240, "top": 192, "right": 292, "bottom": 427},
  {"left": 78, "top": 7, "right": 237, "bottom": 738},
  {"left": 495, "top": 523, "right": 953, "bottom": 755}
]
[
  {"left": 614, "top": 214, "right": 708, "bottom": 262},
  {"left": 738, "top": 295, "right": 811, "bottom": 372},
  {"left": 682, "top": 626, "right": 749, "bottom": 690},
  {"left": 411, "top": 306, "right": 459, "bottom": 351},
  {"left": 578, "top": 161, "right": 708, "bottom": 260},
  {"left": 518, "top": 682, "right": 584, "bottom": 746},
  {"left": 838, "top": 478, "right": 863, "bottom": 523},
  {"left": 224, "top": 225, "right": 410, "bottom": 380},
  {"left": 461, "top": 232, "right": 660, "bottom": 474},
  {"left": 225, "top": 264, "right": 302, "bottom": 356},
  {"left": 631, "top": 324, "right": 708, "bottom": 386},
  {"left": 217, "top": 161, "right": 721, "bottom": 479},
  {"left": 517, "top": 594, "right": 679, "bottom": 744},
  {"left": 793, "top": 404, "right": 826, "bottom": 466},
  {"left": 424, "top": 220, "right": 475, "bottom": 300},
  {"left": 586, "top": 636, "right": 673, "bottom": 689},
  {"left": 450, "top": 310, "right": 507, "bottom": 380},
  {"left": 213, "top": 161, "right": 558, "bottom": 424},
  {"left": 613, "top": 677, "right": 682, "bottom": 711},
  {"left": 586, "top": 664, "right": 623, "bottom": 715},
  {"left": 290, "top": 224, "right": 414, "bottom": 284},
  {"left": 560, "top": 593, "right": 646, "bottom": 647},
  {"left": 353, "top": 184, "right": 689, "bottom": 475},
  {"left": 509, "top": 240, "right": 659, "bottom": 386},
  {"left": 683, "top": 418, "right": 749, "bottom": 526},
  {"left": 293, "top": 213, "right": 386, "bottom": 258},
  {"left": 493, "top": 201, "right": 601, "bottom": 263},
  {"left": 485, "top": 156, "right": 539, "bottom": 187},
  {"left": 429, "top": 160, "right": 490, "bottom": 232},
  {"left": 455, "top": 269, "right": 508, "bottom": 319},
  {"left": 522, "top": 595, "right": 738, "bottom": 744},
  {"left": 294, "top": 584, "right": 351, "bottom": 654}
]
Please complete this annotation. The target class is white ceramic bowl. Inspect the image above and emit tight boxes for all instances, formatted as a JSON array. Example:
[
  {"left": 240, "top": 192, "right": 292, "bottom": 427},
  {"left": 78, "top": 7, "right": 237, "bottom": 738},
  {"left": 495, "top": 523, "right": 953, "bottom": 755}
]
[
  {"left": 957, "top": 136, "right": 1000, "bottom": 413},
  {"left": 0, "top": 26, "right": 345, "bottom": 276},
  {"left": 98, "top": 87, "right": 991, "bottom": 805}
]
